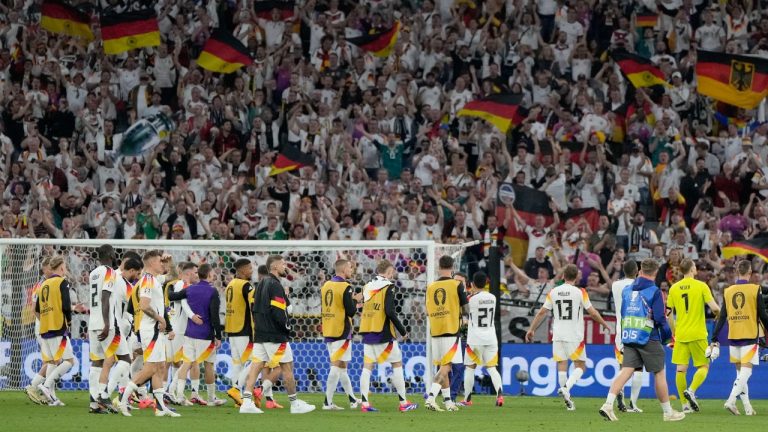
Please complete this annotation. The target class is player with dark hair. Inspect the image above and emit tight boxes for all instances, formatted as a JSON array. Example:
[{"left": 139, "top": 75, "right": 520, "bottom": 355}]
[{"left": 239, "top": 255, "right": 315, "bottom": 414}]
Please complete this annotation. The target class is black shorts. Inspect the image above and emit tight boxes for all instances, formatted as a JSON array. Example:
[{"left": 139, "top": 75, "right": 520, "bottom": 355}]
[{"left": 622, "top": 340, "right": 665, "bottom": 373}]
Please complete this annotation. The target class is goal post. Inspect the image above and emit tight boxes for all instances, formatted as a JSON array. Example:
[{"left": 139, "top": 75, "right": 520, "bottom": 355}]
[{"left": 0, "top": 239, "right": 472, "bottom": 394}]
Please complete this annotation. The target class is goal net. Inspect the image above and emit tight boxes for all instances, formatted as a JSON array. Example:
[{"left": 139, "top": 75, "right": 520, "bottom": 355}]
[{"left": 0, "top": 239, "right": 471, "bottom": 394}]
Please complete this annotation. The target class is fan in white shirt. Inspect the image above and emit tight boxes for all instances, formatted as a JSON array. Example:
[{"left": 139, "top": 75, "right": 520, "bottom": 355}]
[{"left": 511, "top": 202, "right": 561, "bottom": 259}]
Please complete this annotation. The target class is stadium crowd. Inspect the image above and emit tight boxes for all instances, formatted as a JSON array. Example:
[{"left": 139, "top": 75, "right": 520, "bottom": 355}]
[{"left": 0, "top": 0, "right": 767, "bottom": 317}]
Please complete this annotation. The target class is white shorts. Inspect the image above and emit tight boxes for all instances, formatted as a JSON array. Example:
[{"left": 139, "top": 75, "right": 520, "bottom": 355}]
[
  {"left": 139, "top": 328, "right": 167, "bottom": 363},
  {"left": 36, "top": 334, "right": 51, "bottom": 362},
  {"left": 40, "top": 335, "right": 74, "bottom": 362},
  {"left": 88, "top": 329, "right": 129, "bottom": 361},
  {"left": 363, "top": 341, "right": 403, "bottom": 364},
  {"left": 252, "top": 342, "right": 293, "bottom": 368},
  {"left": 167, "top": 331, "right": 186, "bottom": 363},
  {"left": 730, "top": 344, "right": 760, "bottom": 365},
  {"left": 431, "top": 336, "right": 462, "bottom": 366},
  {"left": 128, "top": 332, "right": 142, "bottom": 353},
  {"left": 327, "top": 339, "right": 352, "bottom": 362},
  {"left": 464, "top": 344, "right": 499, "bottom": 367},
  {"left": 183, "top": 337, "right": 217, "bottom": 363},
  {"left": 230, "top": 336, "right": 253, "bottom": 366},
  {"left": 553, "top": 341, "right": 586, "bottom": 362}
]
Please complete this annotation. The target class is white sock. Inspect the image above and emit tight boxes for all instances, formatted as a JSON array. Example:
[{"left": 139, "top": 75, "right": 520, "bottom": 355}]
[
  {"left": 121, "top": 381, "right": 138, "bottom": 407},
  {"left": 31, "top": 373, "right": 45, "bottom": 387},
  {"left": 207, "top": 383, "right": 216, "bottom": 401},
  {"left": 153, "top": 388, "right": 168, "bottom": 411},
  {"left": 558, "top": 371, "right": 567, "bottom": 388},
  {"left": 463, "top": 369, "right": 475, "bottom": 401},
  {"left": 191, "top": 379, "right": 200, "bottom": 395},
  {"left": 176, "top": 374, "right": 186, "bottom": 400},
  {"left": 137, "top": 385, "right": 148, "bottom": 398},
  {"left": 428, "top": 381, "right": 442, "bottom": 401},
  {"left": 237, "top": 365, "right": 250, "bottom": 391},
  {"left": 488, "top": 368, "right": 503, "bottom": 397},
  {"left": 740, "top": 382, "right": 751, "bottom": 405},
  {"left": 440, "top": 387, "right": 451, "bottom": 402},
  {"left": 89, "top": 366, "right": 102, "bottom": 401},
  {"left": 660, "top": 401, "right": 672, "bottom": 415},
  {"left": 630, "top": 371, "right": 642, "bottom": 405},
  {"left": 339, "top": 368, "right": 355, "bottom": 400},
  {"left": 262, "top": 379, "right": 274, "bottom": 398},
  {"left": 107, "top": 360, "right": 131, "bottom": 398},
  {"left": 169, "top": 367, "right": 179, "bottom": 396},
  {"left": 45, "top": 360, "right": 73, "bottom": 388},
  {"left": 565, "top": 368, "right": 584, "bottom": 391},
  {"left": 360, "top": 368, "right": 371, "bottom": 404},
  {"left": 391, "top": 366, "right": 407, "bottom": 402},
  {"left": 231, "top": 364, "right": 242, "bottom": 389},
  {"left": 727, "top": 369, "right": 749, "bottom": 404},
  {"left": 732, "top": 368, "right": 753, "bottom": 403},
  {"left": 605, "top": 393, "right": 616, "bottom": 405},
  {"left": 325, "top": 366, "right": 341, "bottom": 406}
]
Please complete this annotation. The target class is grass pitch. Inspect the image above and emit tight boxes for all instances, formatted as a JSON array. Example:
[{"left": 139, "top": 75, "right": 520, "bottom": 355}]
[{"left": 0, "top": 392, "right": 762, "bottom": 431}]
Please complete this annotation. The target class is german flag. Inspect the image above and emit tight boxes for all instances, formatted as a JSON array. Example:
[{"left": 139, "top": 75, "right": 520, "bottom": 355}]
[
  {"left": 561, "top": 207, "right": 600, "bottom": 232},
  {"left": 495, "top": 185, "right": 554, "bottom": 267},
  {"left": 347, "top": 22, "right": 401, "bottom": 58},
  {"left": 457, "top": 94, "right": 528, "bottom": 133},
  {"left": 253, "top": 0, "right": 295, "bottom": 20},
  {"left": 101, "top": 9, "right": 160, "bottom": 55},
  {"left": 612, "top": 51, "right": 669, "bottom": 88},
  {"left": 610, "top": 103, "right": 628, "bottom": 143},
  {"left": 41, "top": 0, "right": 94, "bottom": 41},
  {"left": 722, "top": 238, "right": 768, "bottom": 263},
  {"left": 269, "top": 144, "right": 315, "bottom": 176},
  {"left": 197, "top": 31, "right": 253, "bottom": 73},
  {"left": 697, "top": 50, "right": 768, "bottom": 109},
  {"left": 635, "top": 13, "right": 658, "bottom": 27}
]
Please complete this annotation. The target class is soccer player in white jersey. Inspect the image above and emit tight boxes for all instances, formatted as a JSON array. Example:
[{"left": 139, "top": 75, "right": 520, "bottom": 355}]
[
  {"left": 119, "top": 250, "right": 179, "bottom": 417},
  {"left": 611, "top": 260, "right": 644, "bottom": 413},
  {"left": 88, "top": 245, "right": 132, "bottom": 414},
  {"left": 25, "top": 257, "right": 53, "bottom": 405},
  {"left": 105, "top": 255, "right": 143, "bottom": 407},
  {"left": 166, "top": 262, "right": 200, "bottom": 404},
  {"left": 526, "top": 264, "right": 609, "bottom": 411},
  {"left": 458, "top": 271, "right": 504, "bottom": 407}
]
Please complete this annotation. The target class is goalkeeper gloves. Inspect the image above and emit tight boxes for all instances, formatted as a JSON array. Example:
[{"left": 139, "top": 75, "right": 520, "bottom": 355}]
[{"left": 705, "top": 343, "right": 720, "bottom": 362}]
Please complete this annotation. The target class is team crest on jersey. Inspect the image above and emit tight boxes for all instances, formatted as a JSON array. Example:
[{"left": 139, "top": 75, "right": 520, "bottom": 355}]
[{"left": 91, "top": 273, "right": 99, "bottom": 280}]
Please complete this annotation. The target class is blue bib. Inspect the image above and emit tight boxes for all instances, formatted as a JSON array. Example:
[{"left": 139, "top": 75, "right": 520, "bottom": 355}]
[{"left": 620, "top": 283, "right": 657, "bottom": 346}]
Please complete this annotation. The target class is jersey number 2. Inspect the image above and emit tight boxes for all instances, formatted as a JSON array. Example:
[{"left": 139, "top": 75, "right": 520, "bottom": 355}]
[
  {"left": 91, "top": 283, "right": 99, "bottom": 308},
  {"left": 555, "top": 299, "right": 573, "bottom": 320}
]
